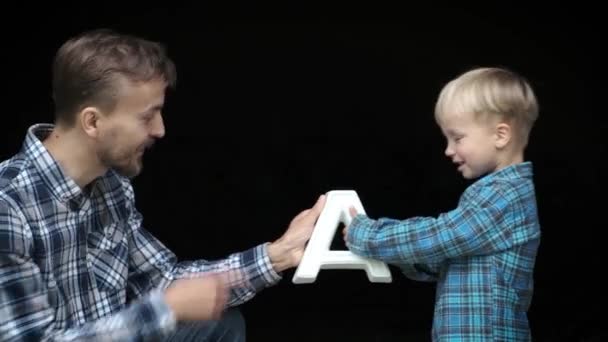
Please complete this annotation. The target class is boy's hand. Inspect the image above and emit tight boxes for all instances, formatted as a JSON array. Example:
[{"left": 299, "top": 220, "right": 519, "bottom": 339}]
[{"left": 342, "top": 206, "right": 359, "bottom": 241}]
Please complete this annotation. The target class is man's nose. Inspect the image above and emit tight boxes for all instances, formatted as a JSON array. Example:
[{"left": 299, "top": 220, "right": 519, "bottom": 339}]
[{"left": 151, "top": 114, "right": 165, "bottom": 139}]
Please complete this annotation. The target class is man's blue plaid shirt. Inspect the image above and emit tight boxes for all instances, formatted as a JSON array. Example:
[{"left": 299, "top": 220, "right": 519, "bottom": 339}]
[
  {"left": 0, "top": 124, "right": 282, "bottom": 341},
  {"left": 346, "top": 162, "right": 541, "bottom": 341}
]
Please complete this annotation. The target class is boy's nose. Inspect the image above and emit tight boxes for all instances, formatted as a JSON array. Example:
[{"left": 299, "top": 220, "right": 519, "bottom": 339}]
[{"left": 444, "top": 144, "right": 454, "bottom": 157}]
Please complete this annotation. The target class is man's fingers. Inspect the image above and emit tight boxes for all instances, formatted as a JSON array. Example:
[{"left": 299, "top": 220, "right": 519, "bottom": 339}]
[
  {"left": 293, "top": 208, "right": 311, "bottom": 221},
  {"left": 291, "top": 194, "right": 326, "bottom": 224},
  {"left": 311, "top": 194, "right": 326, "bottom": 215},
  {"left": 349, "top": 206, "right": 358, "bottom": 218}
]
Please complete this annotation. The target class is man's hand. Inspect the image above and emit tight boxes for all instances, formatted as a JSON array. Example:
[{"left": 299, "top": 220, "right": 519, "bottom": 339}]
[
  {"left": 342, "top": 206, "right": 359, "bottom": 241},
  {"left": 267, "top": 194, "right": 326, "bottom": 272},
  {"left": 164, "top": 271, "right": 241, "bottom": 321}
]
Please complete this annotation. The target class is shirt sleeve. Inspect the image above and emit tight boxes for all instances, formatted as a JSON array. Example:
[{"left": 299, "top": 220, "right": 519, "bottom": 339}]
[
  {"left": 0, "top": 198, "right": 176, "bottom": 342},
  {"left": 397, "top": 262, "right": 443, "bottom": 282},
  {"left": 345, "top": 181, "right": 530, "bottom": 264},
  {"left": 122, "top": 180, "right": 282, "bottom": 308}
]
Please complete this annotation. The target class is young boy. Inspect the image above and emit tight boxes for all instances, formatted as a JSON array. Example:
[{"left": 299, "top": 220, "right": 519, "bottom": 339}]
[{"left": 344, "top": 67, "right": 541, "bottom": 341}]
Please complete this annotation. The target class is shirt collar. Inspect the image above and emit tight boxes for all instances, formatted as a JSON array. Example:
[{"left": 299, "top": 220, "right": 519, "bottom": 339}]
[
  {"left": 23, "top": 123, "right": 89, "bottom": 209},
  {"left": 480, "top": 161, "right": 534, "bottom": 183}
]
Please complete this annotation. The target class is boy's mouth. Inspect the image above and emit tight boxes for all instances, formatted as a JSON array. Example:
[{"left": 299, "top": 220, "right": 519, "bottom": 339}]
[{"left": 454, "top": 161, "right": 465, "bottom": 171}]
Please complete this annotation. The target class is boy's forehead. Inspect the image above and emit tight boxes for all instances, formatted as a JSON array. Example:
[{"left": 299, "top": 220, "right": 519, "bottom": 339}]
[{"left": 438, "top": 110, "right": 473, "bottom": 125}]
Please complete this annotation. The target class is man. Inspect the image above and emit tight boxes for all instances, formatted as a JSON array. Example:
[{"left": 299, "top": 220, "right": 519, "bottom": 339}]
[{"left": 0, "top": 28, "right": 326, "bottom": 341}]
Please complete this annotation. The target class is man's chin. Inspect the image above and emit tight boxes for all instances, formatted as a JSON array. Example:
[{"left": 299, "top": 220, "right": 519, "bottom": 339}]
[{"left": 114, "top": 163, "right": 142, "bottom": 179}]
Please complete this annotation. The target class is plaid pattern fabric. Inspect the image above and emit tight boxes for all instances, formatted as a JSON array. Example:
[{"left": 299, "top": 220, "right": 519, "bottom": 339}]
[
  {"left": 0, "top": 124, "right": 281, "bottom": 341},
  {"left": 346, "top": 162, "right": 541, "bottom": 341}
]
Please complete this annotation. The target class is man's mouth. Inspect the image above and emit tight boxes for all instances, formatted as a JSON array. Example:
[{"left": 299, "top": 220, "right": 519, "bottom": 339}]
[{"left": 141, "top": 141, "right": 155, "bottom": 152}]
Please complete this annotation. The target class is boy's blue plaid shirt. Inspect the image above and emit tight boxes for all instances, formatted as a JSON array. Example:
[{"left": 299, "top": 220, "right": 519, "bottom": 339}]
[
  {"left": 0, "top": 124, "right": 282, "bottom": 341},
  {"left": 346, "top": 162, "right": 541, "bottom": 341}
]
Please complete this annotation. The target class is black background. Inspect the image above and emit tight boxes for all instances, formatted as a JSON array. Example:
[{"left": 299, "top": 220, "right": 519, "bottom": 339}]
[{"left": 2, "top": 2, "right": 606, "bottom": 341}]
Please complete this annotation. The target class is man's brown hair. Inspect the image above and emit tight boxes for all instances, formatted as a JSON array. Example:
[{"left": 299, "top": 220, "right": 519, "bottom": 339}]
[{"left": 52, "top": 28, "right": 177, "bottom": 125}]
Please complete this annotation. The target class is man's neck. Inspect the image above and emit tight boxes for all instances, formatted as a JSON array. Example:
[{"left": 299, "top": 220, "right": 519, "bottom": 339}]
[{"left": 42, "top": 125, "right": 107, "bottom": 189}]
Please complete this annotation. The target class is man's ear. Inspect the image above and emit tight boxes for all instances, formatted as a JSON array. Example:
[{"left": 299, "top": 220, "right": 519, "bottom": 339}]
[
  {"left": 495, "top": 122, "right": 512, "bottom": 149},
  {"left": 79, "top": 107, "right": 103, "bottom": 138}
]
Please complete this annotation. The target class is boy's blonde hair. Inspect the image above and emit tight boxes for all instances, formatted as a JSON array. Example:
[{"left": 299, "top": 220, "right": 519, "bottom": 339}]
[{"left": 434, "top": 67, "right": 539, "bottom": 147}]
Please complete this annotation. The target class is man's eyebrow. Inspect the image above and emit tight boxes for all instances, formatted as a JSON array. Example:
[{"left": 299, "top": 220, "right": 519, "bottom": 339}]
[{"left": 140, "top": 104, "right": 164, "bottom": 115}]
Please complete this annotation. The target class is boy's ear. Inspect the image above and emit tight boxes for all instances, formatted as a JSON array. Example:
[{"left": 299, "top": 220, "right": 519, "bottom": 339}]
[{"left": 494, "top": 123, "right": 512, "bottom": 149}]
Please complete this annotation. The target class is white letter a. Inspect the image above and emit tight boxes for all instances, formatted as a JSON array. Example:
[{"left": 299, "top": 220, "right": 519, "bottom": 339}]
[{"left": 292, "top": 190, "right": 392, "bottom": 284}]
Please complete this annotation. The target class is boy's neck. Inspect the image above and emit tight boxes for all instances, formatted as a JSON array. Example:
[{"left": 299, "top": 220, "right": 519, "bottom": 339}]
[{"left": 496, "top": 149, "right": 525, "bottom": 171}]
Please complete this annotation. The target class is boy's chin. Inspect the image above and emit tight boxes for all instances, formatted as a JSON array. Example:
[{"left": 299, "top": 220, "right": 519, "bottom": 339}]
[{"left": 459, "top": 168, "right": 480, "bottom": 180}]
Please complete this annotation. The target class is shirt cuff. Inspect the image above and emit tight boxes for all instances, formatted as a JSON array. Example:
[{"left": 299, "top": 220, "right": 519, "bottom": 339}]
[
  {"left": 346, "top": 214, "right": 374, "bottom": 248},
  {"left": 246, "top": 243, "right": 282, "bottom": 289}
]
